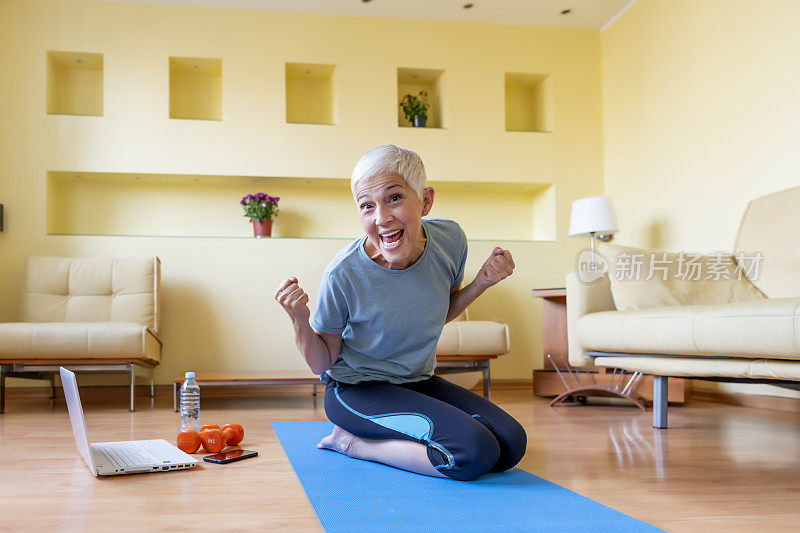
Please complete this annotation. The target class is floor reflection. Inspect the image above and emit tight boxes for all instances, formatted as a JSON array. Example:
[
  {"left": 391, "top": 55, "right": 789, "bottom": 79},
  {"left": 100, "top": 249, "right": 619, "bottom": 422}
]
[{"left": 608, "top": 419, "right": 668, "bottom": 479}]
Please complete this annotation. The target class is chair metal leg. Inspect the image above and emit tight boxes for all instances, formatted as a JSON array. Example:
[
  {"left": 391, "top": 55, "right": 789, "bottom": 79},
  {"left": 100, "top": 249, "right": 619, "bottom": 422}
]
[
  {"left": 0, "top": 366, "right": 5, "bottom": 414},
  {"left": 150, "top": 379, "right": 155, "bottom": 398},
  {"left": 50, "top": 374, "right": 56, "bottom": 399},
  {"left": 653, "top": 376, "right": 668, "bottom": 429},
  {"left": 312, "top": 383, "right": 317, "bottom": 397},
  {"left": 482, "top": 363, "right": 491, "bottom": 400},
  {"left": 129, "top": 364, "right": 135, "bottom": 412}
]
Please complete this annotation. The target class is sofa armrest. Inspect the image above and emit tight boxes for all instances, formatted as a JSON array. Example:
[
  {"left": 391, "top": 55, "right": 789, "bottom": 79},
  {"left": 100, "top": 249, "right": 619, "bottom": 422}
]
[{"left": 566, "top": 272, "right": 616, "bottom": 367}]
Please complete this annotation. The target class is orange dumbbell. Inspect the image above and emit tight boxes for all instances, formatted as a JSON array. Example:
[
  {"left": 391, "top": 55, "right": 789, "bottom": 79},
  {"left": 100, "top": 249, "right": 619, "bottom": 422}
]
[{"left": 177, "top": 423, "right": 245, "bottom": 454}]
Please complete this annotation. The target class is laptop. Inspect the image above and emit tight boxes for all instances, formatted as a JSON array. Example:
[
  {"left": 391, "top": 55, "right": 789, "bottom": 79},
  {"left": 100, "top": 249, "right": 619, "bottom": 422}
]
[{"left": 60, "top": 367, "right": 198, "bottom": 476}]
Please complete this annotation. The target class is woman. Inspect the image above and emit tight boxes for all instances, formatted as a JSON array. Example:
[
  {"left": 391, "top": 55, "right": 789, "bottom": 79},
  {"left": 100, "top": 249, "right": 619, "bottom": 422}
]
[{"left": 274, "top": 144, "right": 526, "bottom": 481}]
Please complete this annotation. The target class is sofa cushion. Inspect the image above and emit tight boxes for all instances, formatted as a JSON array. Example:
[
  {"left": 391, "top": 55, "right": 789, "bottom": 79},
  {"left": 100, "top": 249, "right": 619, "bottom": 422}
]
[
  {"left": 436, "top": 321, "right": 510, "bottom": 356},
  {"left": 576, "top": 297, "right": 800, "bottom": 360},
  {"left": 735, "top": 184, "right": 800, "bottom": 299},
  {"left": 599, "top": 243, "right": 765, "bottom": 311},
  {"left": 0, "top": 322, "right": 161, "bottom": 363}
]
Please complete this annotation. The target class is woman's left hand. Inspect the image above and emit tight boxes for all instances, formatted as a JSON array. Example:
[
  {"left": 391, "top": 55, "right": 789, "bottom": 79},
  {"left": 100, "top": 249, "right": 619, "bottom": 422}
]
[{"left": 476, "top": 247, "right": 515, "bottom": 290}]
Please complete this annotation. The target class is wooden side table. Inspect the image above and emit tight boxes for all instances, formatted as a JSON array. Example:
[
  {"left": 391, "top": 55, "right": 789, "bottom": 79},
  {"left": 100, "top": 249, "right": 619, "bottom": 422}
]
[
  {"left": 530, "top": 288, "right": 568, "bottom": 371},
  {"left": 530, "top": 288, "right": 686, "bottom": 404}
]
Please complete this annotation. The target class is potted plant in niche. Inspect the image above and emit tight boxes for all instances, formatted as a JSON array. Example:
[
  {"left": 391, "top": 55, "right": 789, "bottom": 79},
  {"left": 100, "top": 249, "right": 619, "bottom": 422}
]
[
  {"left": 241, "top": 192, "right": 279, "bottom": 238},
  {"left": 399, "top": 90, "right": 430, "bottom": 127}
]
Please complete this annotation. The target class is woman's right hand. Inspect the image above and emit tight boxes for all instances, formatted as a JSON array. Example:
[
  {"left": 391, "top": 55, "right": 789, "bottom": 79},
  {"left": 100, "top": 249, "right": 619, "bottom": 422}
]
[{"left": 274, "top": 276, "right": 311, "bottom": 324}]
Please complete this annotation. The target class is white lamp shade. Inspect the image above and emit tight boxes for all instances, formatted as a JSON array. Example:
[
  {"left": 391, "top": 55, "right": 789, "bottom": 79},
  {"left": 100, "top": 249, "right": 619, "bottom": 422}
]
[{"left": 568, "top": 196, "right": 619, "bottom": 236}]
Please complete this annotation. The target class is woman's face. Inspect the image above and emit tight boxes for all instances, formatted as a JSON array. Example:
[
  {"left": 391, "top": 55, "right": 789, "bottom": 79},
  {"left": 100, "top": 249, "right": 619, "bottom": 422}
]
[{"left": 354, "top": 172, "right": 434, "bottom": 270}]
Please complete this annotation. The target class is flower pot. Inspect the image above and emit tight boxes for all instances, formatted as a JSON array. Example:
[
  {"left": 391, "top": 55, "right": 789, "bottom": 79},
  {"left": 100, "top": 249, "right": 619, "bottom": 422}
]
[
  {"left": 253, "top": 219, "right": 273, "bottom": 238},
  {"left": 412, "top": 114, "right": 427, "bottom": 127}
]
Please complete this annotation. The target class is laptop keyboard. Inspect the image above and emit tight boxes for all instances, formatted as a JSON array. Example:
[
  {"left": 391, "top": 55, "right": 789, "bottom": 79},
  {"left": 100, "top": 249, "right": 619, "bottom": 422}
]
[{"left": 94, "top": 443, "right": 153, "bottom": 468}]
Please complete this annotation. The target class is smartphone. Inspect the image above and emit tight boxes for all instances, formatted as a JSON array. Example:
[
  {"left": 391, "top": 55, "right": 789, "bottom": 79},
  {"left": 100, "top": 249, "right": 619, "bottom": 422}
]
[{"left": 203, "top": 449, "right": 258, "bottom": 464}]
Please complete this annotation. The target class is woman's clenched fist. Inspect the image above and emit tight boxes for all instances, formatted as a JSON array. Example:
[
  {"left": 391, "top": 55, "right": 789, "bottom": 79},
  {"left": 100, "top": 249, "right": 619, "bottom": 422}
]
[
  {"left": 274, "top": 276, "right": 311, "bottom": 324},
  {"left": 475, "top": 247, "right": 515, "bottom": 290}
]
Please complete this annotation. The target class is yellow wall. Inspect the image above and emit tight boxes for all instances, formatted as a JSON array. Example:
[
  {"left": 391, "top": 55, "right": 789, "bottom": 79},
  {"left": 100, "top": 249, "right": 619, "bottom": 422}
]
[
  {"left": 601, "top": 0, "right": 800, "bottom": 397},
  {"left": 602, "top": 0, "right": 800, "bottom": 251},
  {"left": 0, "top": 0, "right": 603, "bottom": 387}
]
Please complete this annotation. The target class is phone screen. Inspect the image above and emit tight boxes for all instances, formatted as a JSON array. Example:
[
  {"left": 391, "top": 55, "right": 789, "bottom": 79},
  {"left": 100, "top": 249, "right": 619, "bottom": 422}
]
[{"left": 203, "top": 449, "right": 258, "bottom": 464}]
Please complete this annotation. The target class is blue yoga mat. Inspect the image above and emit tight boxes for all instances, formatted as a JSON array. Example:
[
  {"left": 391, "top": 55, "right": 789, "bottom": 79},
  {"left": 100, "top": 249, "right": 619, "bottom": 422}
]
[{"left": 272, "top": 421, "right": 661, "bottom": 532}]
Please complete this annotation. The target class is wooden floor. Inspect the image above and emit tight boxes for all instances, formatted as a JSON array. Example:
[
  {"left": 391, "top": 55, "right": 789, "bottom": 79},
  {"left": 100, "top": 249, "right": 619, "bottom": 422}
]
[{"left": 2, "top": 384, "right": 800, "bottom": 532}]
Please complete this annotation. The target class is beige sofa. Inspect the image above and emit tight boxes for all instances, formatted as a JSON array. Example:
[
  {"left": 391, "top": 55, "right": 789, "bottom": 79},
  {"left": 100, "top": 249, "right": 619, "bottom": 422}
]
[
  {"left": 0, "top": 257, "right": 162, "bottom": 412},
  {"left": 567, "top": 185, "right": 800, "bottom": 428}
]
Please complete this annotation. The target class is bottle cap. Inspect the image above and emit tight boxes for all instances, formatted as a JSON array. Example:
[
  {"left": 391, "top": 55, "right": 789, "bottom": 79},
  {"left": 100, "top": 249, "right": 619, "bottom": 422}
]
[{"left": 185, "top": 371, "right": 195, "bottom": 379}]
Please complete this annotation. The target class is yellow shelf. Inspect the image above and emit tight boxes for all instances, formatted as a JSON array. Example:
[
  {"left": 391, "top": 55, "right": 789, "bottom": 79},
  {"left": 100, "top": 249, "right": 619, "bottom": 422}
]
[
  {"left": 505, "top": 72, "right": 553, "bottom": 133},
  {"left": 286, "top": 63, "right": 336, "bottom": 125},
  {"left": 47, "top": 171, "right": 555, "bottom": 241},
  {"left": 48, "top": 234, "right": 547, "bottom": 243},
  {"left": 43, "top": 54, "right": 557, "bottom": 134},
  {"left": 169, "top": 57, "right": 222, "bottom": 120},
  {"left": 397, "top": 67, "right": 446, "bottom": 129},
  {"left": 47, "top": 51, "right": 103, "bottom": 116}
]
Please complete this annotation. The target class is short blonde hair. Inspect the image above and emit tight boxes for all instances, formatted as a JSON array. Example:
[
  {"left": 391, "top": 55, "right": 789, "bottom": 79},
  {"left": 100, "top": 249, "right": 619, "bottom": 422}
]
[{"left": 351, "top": 145, "right": 427, "bottom": 200}]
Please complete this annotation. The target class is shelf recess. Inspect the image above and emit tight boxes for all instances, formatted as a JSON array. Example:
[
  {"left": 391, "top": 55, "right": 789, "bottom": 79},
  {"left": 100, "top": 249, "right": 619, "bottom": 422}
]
[
  {"left": 47, "top": 171, "right": 554, "bottom": 241},
  {"left": 47, "top": 51, "right": 103, "bottom": 116},
  {"left": 286, "top": 62, "right": 337, "bottom": 125},
  {"left": 169, "top": 56, "right": 222, "bottom": 120},
  {"left": 397, "top": 67, "right": 446, "bottom": 129},
  {"left": 505, "top": 72, "right": 553, "bottom": 133}
]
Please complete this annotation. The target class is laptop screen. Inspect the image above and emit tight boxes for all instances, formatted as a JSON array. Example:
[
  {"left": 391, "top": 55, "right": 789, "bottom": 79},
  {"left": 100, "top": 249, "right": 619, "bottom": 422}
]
[{"left": 59, "top": 367, "right": 97, "bottom": 476}]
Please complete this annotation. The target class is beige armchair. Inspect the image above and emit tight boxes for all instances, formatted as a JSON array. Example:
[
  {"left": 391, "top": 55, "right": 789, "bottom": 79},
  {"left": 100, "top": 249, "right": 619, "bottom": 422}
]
[
  {"left": 435, "top": 308, "right": 511, "bottom": 399},
  {"left": 0, "top": 257, "right": 162, "bottom": 412}
]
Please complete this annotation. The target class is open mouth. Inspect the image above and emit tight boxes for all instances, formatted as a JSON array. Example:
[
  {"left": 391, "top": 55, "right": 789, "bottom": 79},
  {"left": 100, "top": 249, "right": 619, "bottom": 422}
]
[{"left": 380, "top": 229, "right": 404, "bottom": 250}]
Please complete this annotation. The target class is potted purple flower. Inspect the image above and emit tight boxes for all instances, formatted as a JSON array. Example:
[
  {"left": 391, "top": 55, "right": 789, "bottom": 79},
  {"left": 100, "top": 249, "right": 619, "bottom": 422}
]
[{"left": 241, "top": 192, "right": 280, "bottom": 238}]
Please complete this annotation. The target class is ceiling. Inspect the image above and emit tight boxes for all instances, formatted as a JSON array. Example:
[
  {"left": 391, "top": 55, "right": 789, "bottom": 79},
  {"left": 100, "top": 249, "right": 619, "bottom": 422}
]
[{"left": 97, "top": 0, "right": 638, "bottom": 30}]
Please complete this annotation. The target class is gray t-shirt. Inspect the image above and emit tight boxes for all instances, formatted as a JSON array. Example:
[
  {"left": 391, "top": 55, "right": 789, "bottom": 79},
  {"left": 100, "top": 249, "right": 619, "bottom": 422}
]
[{"left": 310, "top": 217, "right": 468, "bottom": 384}]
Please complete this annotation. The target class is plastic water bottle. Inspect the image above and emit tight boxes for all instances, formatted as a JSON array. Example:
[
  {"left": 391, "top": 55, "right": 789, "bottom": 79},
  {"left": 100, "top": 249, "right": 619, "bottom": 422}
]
[{"left": 180, "top": 371, "right": 200, "bottom": 432}]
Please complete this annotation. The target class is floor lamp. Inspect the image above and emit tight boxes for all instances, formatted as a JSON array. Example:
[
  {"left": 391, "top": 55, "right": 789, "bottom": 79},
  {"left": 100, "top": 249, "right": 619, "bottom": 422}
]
[
  {"left": 568, "top": 195, "right": 619, "bottom": 262},
  {"left": 548, "top": 196, "right": 646, "bottom": 409}
]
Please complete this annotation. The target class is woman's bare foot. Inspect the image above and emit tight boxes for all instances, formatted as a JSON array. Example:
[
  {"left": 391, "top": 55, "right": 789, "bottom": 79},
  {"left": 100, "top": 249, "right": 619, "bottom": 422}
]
[
  {"left": 317, "top": 426, "right": 447, "bottom": 478},
  {"left": 316, "top": 425, "right": 359, "bottom": 456}
]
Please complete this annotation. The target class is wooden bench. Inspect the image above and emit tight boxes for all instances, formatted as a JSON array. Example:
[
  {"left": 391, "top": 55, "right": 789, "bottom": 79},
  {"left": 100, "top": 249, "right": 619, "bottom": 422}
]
[
  {"left": 173, "top": 370, "right": 321, "bottom": 411},
  {"left": 173, "top": 356, "right": 498, "bottom": 411}
]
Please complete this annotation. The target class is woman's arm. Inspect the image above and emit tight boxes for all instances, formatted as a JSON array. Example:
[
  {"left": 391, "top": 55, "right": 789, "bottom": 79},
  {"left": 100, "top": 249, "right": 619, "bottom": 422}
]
[
  {"left": 446, "top": 281, "right": 485, "bottom": 323},
  {"left": 275, "top": 276, "right": 342, "bottom": 375},
  {"left": 293, "top": 321, "right": 342, "bottom": 374},
  {"left": 445, "top": 247, "right": 515, "bottom": 323}
]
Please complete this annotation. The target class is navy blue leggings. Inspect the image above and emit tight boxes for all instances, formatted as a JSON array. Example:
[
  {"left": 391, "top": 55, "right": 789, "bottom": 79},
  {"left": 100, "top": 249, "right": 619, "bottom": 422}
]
[{"left": 321, "top": 374, "right": 527, "bottom": 481}]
